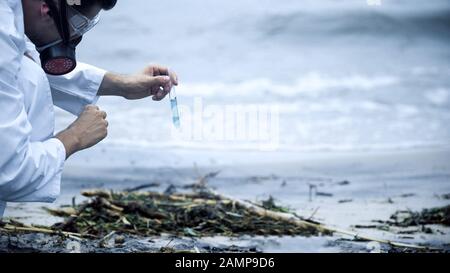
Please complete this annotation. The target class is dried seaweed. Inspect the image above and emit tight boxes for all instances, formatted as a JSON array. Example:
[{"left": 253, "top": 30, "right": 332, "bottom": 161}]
[
  {"left": 49, "top": 190, "right": 322, "bottom": 238},
  {"left": 390, "top": 205, "right": 450, "bottom": 227},
  {"left": 260, "top": 196, "right": 292, "bottom": 213},
  {"left": 2, "top": 190, "right": 440, "bottom": 252}
]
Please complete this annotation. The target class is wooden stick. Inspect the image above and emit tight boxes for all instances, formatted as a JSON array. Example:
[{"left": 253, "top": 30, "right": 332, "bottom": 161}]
[
  {"left": 0, "top": 224, "right": 93, "bottom": 239},
  {"left": 208, "top": 190, "right": 433, "bottom": 250}
]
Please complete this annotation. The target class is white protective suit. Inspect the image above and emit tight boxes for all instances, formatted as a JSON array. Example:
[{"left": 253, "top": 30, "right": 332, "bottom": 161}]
[{"left": 0, "top": 0, "right": 106, "bottom": 216}]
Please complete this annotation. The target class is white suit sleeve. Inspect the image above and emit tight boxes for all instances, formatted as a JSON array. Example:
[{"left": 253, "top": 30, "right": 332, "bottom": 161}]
[
  {"left": 0, "top": 27, "right": 66, "bottom": 203},
  {"left": 47, "top": 63, "right": 106, "bottom": 116}
]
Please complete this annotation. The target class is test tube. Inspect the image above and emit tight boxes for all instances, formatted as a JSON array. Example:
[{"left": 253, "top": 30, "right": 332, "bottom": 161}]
[{"left": 169, "top": 86, "right": 181, "bottom": 129}]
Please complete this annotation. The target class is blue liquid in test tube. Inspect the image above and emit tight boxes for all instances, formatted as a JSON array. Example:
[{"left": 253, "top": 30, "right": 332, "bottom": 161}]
[{"left": 169, "top": 87, "right": 180, "bottom": 129}]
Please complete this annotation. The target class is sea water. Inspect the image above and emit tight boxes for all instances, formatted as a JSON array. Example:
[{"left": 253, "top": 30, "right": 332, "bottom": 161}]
[{"left": 72, "top": 0, "right": 450, "bottom": 154}]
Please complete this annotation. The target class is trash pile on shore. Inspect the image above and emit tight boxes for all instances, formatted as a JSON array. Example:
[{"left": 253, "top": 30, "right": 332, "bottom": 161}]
[
  {"left": 389, "top": 205, "right": 450, "bottom": 227},
  {"left": 2, "top": 188, "right": 448, "bottom": 253},
  {"left": 44, "top": 190, "right": 326, "bottom": 238}
]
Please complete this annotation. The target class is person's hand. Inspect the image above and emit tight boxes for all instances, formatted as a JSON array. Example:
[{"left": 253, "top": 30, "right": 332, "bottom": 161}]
[
  {"left": 139, "top": 65, "right": 179, "bottom": 100},
  {"left": 56, "top": 105, "right": 108, "bottom": 158},
  {"left": 98, "top": 64, "right": 179, "bottom": 101}
]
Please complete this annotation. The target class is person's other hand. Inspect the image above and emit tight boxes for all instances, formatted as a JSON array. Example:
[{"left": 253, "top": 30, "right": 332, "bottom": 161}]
[{"left": 56, "top": 105, "right": 108, "bottom": 158}]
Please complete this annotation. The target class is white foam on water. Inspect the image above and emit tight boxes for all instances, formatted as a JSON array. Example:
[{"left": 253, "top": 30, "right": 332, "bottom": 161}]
[{"left": 176, "top": 73, "right": 399, "bottom": 99}]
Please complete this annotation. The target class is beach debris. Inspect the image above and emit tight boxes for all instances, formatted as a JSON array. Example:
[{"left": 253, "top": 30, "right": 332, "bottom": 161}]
[
  {"left": 316, "top": 192, "right": 334, "bottom": 197},
  {"left": 441, "top": 193, "right": 450, "bottom": 200},
  {"left": 368, "top": 205, "right": 450, "bottom": 233},
  {"left": 0, "top": 219, "right": 90, "bottom": 240},
  {"left": 45, "top": 189, "right": 326, "bottom": 238},
  {"left": 307, "top": 207, "right": 320, "bottom": 220},
  {"left": 43, "top": 207, "right": 77, "bottom": 217},
  {"left": 98, "top": 231, "right": 116, "bottom": 248},
  {"left": 2, "top": 172, "right": 443, "bottom": 253},
  {"left": 399, "top": 193, "right": 415, "bottom": 198},
  {"left": 124, "top": 183, "right": 160, "bottom": 193},
  {"left": 389, "top": 206, "right": 450, "bottom": 227},
  {"left": 114, "top": 235, "right": 125, "bottom": 246},
  {"left": 308, "top": 183, "right": 334, "bottom": 201},
  {"left": 183, "top": 171, "right": 220, "bottom": 190},
  {"left": 248, "top": 174, "right": 278, "bottom": 183},
  {"left": 164, "top": 184, "right": 177, "bottom": 195},
  {"left": 354, "top": 225, "right": 380, "bottom": 229},
  {"left": 308, "top": 184, "right": 317, "bottom": 202},
  {"left": 260, "top": 196, "right": 292, "bottom": 213},
  {"left": 2, "top": 189, "right": 442, "bottom": 252},
  {"left": 336, "top": 181, "right": 350, "bottom": 186}
]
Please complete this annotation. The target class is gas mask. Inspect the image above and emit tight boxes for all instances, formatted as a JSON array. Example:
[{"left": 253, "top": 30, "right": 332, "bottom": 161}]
[{"left": 37, "top": 0, "right": 101, "bottom": 75}]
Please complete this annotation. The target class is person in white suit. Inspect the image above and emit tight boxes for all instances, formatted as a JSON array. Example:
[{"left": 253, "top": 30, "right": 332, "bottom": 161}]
[{"left": 0, "top": 0, "right": 178, "bottom": 216}]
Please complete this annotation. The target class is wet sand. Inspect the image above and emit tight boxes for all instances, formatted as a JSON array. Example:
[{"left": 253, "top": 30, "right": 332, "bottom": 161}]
[{"left": 2, "top": 146, "right": 450, "bottom": 252}]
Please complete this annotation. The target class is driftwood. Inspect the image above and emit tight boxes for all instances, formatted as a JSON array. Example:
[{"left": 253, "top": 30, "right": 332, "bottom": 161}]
[
  {"left": 206, "top": 190, "right": 433, "bottom": 251},
  {"left": 0, "top": 224, "right": 92, "bottom": 240}
]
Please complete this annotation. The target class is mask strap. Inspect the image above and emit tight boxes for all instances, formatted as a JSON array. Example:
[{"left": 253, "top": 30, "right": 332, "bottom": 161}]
[
  {"left": 59, "top": 0, "right": 71, "bottom": 42},
  {"left": 44, "top": 0, "right": 70, "bottom": 43}
]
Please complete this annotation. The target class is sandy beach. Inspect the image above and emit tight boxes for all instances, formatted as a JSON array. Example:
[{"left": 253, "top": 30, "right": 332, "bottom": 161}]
[{"left": 3, "top": 145, "right": 449, "bottom": 252}]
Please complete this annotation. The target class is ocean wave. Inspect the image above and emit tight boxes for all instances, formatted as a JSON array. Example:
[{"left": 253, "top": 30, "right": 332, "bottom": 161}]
[
  {"left": 178, "top": 73, "right": 398, "bottom": 99},
  {"left": 259, "top": 9, "right": 450, "bottom": 41}
]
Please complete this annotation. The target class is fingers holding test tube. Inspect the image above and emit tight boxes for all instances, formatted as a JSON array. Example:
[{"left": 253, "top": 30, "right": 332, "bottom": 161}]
[
  {"left": 154, "top": 65, "right": 178, "bottom": 86},
  {"left": 142, "top": 64, "right": 178, "bottom": 85},
  {"left": 141, "top": 65, "right": 178, "bottom": 101},
  {"left": 138, "top": 64, "right": 181, "bottom": 128}
]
